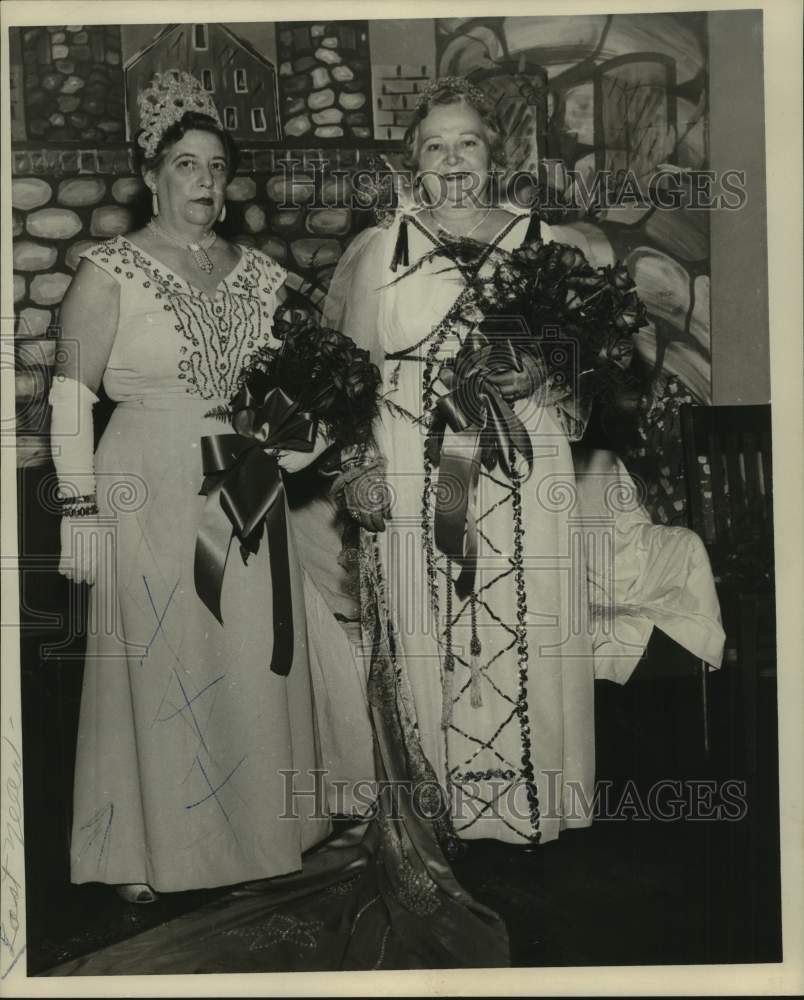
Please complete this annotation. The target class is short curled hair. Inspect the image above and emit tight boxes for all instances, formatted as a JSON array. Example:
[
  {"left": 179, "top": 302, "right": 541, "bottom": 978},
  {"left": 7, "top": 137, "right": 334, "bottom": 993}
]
[
  {"left": 136, "top": 110, "right": 239, "bottom": 183},
  {"left": 402, "top": 77, "right": 507, "bottom": 172}
]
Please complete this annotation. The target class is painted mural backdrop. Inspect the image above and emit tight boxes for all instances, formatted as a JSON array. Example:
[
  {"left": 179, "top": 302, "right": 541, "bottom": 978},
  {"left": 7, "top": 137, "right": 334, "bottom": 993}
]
[
  {"left": 437, "top": 13, "right": 711, "bottom": 523},
  {"left": 11, "top": 15, "right": 711, "bottom": 522}
]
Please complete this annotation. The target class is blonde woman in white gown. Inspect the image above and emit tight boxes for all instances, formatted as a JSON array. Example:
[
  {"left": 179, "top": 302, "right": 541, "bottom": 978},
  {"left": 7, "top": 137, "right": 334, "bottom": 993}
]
[{"left": 321, "top": 78, "right": 596, "bottom": 847}]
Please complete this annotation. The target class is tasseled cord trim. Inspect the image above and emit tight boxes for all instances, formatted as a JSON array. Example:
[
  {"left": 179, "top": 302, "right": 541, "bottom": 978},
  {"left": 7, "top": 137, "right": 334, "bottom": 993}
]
[
  {"left": 441, "top": 557, "right": 455, "bottom": 729},
  {"left": 390, "top": 215, "right": 409, "bottom": 272},
  {"left": 442, "top": 584, "right": 483, "bottom": 730},
  {"left": 469, "top": 592, "right": 483, "bottom": 708}
]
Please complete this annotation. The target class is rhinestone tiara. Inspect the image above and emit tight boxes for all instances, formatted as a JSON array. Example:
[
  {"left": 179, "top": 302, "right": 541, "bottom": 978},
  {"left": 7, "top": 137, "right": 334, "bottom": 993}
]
[
  {"left": 136, "top": 70, "right": 224, "bottom": 159},
  {"left": 413, "top": 76, "right": 495, "bottom": 116}
]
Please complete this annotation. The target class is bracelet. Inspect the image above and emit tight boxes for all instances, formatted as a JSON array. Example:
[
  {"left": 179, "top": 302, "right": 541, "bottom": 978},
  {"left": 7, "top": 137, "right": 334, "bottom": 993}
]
[
  {"left": 341, "top": 442, "right": 369, "bottom": 472},
  {"left": 331, "top": 457, "right": 385, "bottom": 498},
  {"left": 61, "top": 501, "right": 99, "bottom": 517},
  {"left": 57, "top": 492, "right": 97, "bottom": 507},
  {"left": 333, "top": 465, "right": 370, "bottom": 488},
  {"left": 62, "top": 507, "right": 99, "bottom": 518}
]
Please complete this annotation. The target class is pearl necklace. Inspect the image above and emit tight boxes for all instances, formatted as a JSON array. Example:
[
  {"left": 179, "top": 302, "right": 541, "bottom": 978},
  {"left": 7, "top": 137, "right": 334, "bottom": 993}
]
[
  {"left": 148, "top": 220, "right": 217, "bottom": 273},
  {"left": 427, "top": 207, "right": 492, "bottom": 241}
]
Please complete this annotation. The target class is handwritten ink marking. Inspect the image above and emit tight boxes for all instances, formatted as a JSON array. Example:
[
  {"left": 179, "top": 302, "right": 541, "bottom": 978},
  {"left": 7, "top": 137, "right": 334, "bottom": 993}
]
[
  {"left": 155, "top": 674, "right": 225, "bottom": 724},
  {"left": 170, "top": 669, "right": 214, "bottom": 754},
  {"left": 0, "top": 945, "right": 26, "bottom": 980},
  {"left": 1, "top": 725, "right": 25, "bottom": 978},
  {"left": 186, "top": 755, "right": 247, "bottom": 827},
  {"left": 97, "top": 802, "right": 113, "bottom": 864},
  {"left": 139, "top": 577, "right": 180, "bottom": 667},
  {"left": 75, "top": 803, "right": 114, "bottom": 868}
]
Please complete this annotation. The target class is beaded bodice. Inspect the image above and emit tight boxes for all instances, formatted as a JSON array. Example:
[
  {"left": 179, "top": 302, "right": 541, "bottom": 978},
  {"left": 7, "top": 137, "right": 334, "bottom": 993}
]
[{"left": 80, "top": 236, "right": 286, "bottom": 404}]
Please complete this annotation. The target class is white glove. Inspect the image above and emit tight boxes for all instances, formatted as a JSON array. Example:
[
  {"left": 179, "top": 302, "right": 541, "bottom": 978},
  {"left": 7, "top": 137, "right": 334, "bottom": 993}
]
[
  {"left": 58, "top": 515, "right": 102, "bottom": 585},
  {"left": 49, "top": 375, "right": 100, "bottom": 585}
]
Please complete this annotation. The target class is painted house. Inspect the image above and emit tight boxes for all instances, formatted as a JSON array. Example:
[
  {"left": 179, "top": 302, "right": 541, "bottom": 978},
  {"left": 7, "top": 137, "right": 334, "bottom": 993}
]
[{"left": 124, "top": 23, "right": 281, "bottom": 142}]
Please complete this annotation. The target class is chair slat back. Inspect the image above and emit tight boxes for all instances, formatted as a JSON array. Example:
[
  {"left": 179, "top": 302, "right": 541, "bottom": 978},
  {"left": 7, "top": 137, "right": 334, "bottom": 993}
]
[{"left": 680, "top": 404, "right": 773, "bottom": 570}]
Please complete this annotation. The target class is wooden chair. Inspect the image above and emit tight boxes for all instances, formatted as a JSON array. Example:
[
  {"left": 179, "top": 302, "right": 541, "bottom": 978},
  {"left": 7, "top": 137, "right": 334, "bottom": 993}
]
[
  {"left": 680, "top": 405, "right": 773, "bottom": 585},
  {"left": 680, "top": 404, "right": 778, "bottom": 956},
  {"left": 572, "top": 444, "right": 722, "bottom": 760},
  {"left": 679, "top": 403, "right": 776, "bottom": 777}
]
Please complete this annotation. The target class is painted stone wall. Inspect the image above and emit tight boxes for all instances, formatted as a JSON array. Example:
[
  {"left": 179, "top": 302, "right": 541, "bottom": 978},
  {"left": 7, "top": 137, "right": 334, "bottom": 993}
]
[
  {"left": 10, "top": 20, "right": 393, "bottom": 471},
  {"left": 12, "top": 148, "right": 137, "bottom": 468},
  {"left": 17, "top": 25, "right": 124, "bottom": 143},
  {"left": 276, "top": 20, "right": 372, "bottom": 140}
]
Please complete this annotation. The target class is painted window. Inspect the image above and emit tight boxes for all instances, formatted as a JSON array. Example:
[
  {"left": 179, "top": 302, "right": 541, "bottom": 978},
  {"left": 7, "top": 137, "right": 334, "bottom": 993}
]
[
  {"left": 223, "top": 106, "right": 238, "bottom": 129},
  {"left": 234, "top": 68, "right": 248, "bottom": 93},
  {"left": 193, "top": 24, "right": 208, "bottom": 50},
  {"left": 251, "top": 107, "right": 267, "bottom": 131},
  {"left": 201, "top": 69, "right": 214, "bottom": 92}
]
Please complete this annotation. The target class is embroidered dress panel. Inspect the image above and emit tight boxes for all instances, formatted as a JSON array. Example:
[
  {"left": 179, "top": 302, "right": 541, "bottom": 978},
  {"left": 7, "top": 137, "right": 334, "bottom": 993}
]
[{"left": 83, "top": 236, "right": 284, "bottom": 402}]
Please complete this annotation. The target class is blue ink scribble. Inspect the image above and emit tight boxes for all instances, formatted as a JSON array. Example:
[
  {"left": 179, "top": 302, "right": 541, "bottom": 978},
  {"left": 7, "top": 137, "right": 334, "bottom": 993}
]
[
  {"left": 169, "top": 668, "right": 220, "bottom": 754},
  {"left": 139, "top": 576, "right": 180, "bottom": 667},
  {"left": 155, "top": 674, "right": 225, "bottom": 725},
  {"left": 186, "top": 755, "right": 247, "bottom": 828},
  {"left": 75, "top": 802, "right": 114, "bottom": 866}
]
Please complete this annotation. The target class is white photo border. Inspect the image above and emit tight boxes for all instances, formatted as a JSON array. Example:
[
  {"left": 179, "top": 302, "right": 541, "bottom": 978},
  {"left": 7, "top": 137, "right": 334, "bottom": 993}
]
[{"left": 1, "top": 0, "right": 801, "bottom": 995}]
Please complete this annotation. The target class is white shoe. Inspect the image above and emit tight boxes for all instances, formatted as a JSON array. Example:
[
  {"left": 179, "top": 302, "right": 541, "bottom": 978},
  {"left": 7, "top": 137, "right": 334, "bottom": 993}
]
[{"left": 115, "top": 883, "right": 159, "bottom": 904}]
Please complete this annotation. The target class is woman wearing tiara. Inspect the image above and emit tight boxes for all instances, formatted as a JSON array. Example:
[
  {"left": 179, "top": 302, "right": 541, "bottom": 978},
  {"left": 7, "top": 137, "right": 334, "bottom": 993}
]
[
  {"left": 322, "top": 76, "right": 601, "bottom": 847},
  {"left": 50, "top": 71, "right": 338, "bottom": 903}
]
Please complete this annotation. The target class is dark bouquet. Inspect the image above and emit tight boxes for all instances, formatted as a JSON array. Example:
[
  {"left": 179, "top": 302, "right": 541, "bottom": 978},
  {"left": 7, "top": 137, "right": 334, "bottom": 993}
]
[
  {"left": 210, "top": 309, "right": 381, "bottom": 452},
  {"left": 419, "top": 235, "right": 648, "bottom": 408},
  {"left": 486, "top": 239, "right": 645, "bottom": 388},
  {"left": 195, "top": 311, "right": 381, "bottom": 676}
]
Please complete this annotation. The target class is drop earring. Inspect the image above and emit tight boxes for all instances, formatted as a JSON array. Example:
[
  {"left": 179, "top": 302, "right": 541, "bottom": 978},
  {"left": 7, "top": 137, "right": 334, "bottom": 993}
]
[
  {"left": 218, "top": 202, "right": 226, "bottom": 223},
  {"left": 151, "top": 190, "right": 159, "bottom": 217}
]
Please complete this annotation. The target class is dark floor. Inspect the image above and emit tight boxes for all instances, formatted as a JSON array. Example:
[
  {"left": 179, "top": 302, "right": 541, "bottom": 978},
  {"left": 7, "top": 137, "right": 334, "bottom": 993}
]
[
  {"left": 21, "top": 631, "right": 782, "bottom": 975},
  {"left": 455, "top": 801, "right": 781, "bottom": 967}
]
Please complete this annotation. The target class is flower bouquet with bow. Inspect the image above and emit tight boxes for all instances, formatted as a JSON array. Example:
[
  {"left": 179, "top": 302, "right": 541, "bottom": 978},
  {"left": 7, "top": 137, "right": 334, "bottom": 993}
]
[
  {"left": 195, "top": 311, "right": 381, "bottom": 675},
  {"left": 419, "top": 235, "right": 648, "bottom": 412},
  {"left": 481, "top": 238, "right": 646, "bottom": 407},
  {"left": 396, "top": 231, "right": 647, "bottom": 596}
]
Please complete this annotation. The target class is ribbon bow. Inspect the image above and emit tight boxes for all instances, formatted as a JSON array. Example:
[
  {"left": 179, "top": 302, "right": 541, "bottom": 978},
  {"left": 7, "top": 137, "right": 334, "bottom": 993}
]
[
  {"left": 428, "top": 334, "right": 534, "bottom": 600},
  {"left": 194, "top": 386, "right": 317, "bottom": 676}
]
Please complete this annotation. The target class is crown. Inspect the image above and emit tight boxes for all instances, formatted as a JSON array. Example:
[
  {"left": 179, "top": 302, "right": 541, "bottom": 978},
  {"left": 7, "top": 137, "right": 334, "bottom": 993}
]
[
  {"left": 414, "top": 76, "right": 495, "bottom": 116},
  {"left": 136, "top": 70, "right": 224, "bottom": 159}
]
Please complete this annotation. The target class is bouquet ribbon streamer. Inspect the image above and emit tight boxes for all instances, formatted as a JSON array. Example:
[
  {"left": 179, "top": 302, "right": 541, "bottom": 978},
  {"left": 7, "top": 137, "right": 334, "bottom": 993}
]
[
  {"left": 429, "top": 337, "right": 534, "bottom": 600},
  {"left": 194, "top": 386, "right": 317, "bottom": 676}
]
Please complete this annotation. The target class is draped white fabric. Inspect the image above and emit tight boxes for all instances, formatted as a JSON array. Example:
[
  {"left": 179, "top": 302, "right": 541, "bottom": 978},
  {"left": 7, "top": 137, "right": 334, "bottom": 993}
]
[{"left": 573, "top": 447, "right": 725, "bottom": 684}]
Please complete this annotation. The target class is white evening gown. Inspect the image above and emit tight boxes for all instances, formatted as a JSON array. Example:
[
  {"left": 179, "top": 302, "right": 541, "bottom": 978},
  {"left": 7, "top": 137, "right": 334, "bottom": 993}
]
[{"left": 321, "top": 212, "right": 597, "bottom": 845}]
